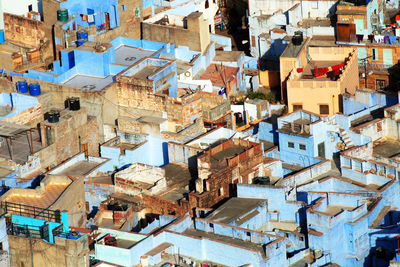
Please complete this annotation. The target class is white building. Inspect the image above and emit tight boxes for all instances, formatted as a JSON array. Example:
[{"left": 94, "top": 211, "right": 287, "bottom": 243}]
[{"left": 248, "top": 0, "right": 338, "bottom": 59}]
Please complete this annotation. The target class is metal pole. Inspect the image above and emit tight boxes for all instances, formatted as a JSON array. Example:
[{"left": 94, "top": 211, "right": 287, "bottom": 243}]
[{"left": 29, "top": 230, "right": 34, "bottom": 267}]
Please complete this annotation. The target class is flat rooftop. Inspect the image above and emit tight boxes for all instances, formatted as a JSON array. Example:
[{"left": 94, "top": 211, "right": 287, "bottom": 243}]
[
  {"left": 206, "top": 197, "right": 265, "bottom": 224},
  {"left": 0, "top": 128, "right": 42, "bottom": 165},
  {"left": 62, "top": 74, "right": 114, "bottom": 91},
  {"left": 321, "top": 205, "right": 355, "bottom": 216},
  {"left": 3, "top": 179, "right": 71, "bottom": 209},
  {"left": 300, "top": 60, "right": 344, "bottom": 80},
  {"left": 183, "top": 229, "right": 265, "bottom": 255},
  {"left": 373, "top": 139, "right": 400, "bottom": 158},
  {"left": 114, "top": 45, "right": 155, "bottom": 66},
  {"left": 133, "top": 66, "right": 162, "bottom": 79},
  {"left": 54, "top": 161, "right": 102, "bottom": 177},
  {"left": 278, "top": 118, "right": 312, "bottom": 137},
  {"left": 164, "top": 163, "right": 192, "bottom": 186},
  {"left": 213, "top": 51, "right": 243, "bottom": 62},
  {"left": 210, "top": 145, "right": 247, "bottom": 170},
  {"left": 281, "top": 38, "right": 308, "bottom": 58}
]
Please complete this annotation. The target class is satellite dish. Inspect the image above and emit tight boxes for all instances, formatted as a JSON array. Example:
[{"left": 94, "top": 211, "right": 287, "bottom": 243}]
[{"left": 82, "top": 85, "right": 96, "bottom": 91}]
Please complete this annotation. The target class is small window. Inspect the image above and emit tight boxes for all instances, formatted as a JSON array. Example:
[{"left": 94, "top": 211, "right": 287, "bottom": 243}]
[
  {"left": 377, "top": 121, "right": 382, "bottom": 132},
  {"left": 246, "top": 232, "right": 251, "bottom": 237},
  {"left": 319, "top": 104, "right": 329, "bottom": 115},
  {"left": 209, "top": 223, "right": 214, "bottom": 228},
  {"left": 218, "top": 187, "right": 224, "bottom": 196},
  {"left": 372, "top": 48, "right": 378, "bottom": 61},
  {"left": 28, "top": 4, "right": 33, "bottom": 12},
  {"left": 121, "top": 5, "right": 126, "bottom": 11},
  {"left": 288, "top": 142, "right": 295, "bottom": 148},
  {"left": 375, "top": 79, "right": 386, "bottom": 90},
  {"left": 293, "top": 104, "right": 302, "bottom": 111},
  {"left": 205, "top": 0, "right": 209, "bottom": 8},
  {"left": 299, "top": 144, "right": 306, "bottom": 150},
  {"left": 251, "top": 35, "right": 255, "bottom": 47}
]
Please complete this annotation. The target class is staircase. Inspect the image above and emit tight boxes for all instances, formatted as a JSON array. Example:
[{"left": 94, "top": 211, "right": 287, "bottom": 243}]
[
  {"left": 339, "top": 129, "right": 354, "bottom": 149},
  {"left": 325, "top": 115, "right": 354, "bottom": 150}
]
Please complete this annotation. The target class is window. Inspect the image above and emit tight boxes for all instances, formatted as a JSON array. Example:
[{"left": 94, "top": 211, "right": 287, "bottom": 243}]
[
  {"left": 319, "top": 104, "right": 329, "bottom": 115},
  {"left": 293, "top": 104, "right": 302, "bottom": 111},
  {"left": 121, "top": 4, "right": 126, "bottom": 11},
  {"left": 246, "top": 232, "right": 251, "bottom": 237},
  {"left": 205, "top": 0, "right": 209, "bottom": 8},
  {"left": 299, "top": 144, "right": 306, "bottom": 150},
  {"left": 377, "top": 121, "right": 382, "bottom": 132},
  {"left": 288, "top": 142, "right": 295, "bottom": 148},
  {"left": 218, "top": 187, "right": 224, "bottom": 196},
  {"left": 372, "top": 48, "right": 378, "bottom": 61},
  {"left": 375, "top": 79, "right": 386, "bottom": 90},
  {"left": 251, "top": 35, "right": 256, "bottom": 47},
  {"left": 209, "top": 223, "right": 214, "bottom": 228},
  {"left": 28, "top": 4, "right": 33, "bottom": 12}
]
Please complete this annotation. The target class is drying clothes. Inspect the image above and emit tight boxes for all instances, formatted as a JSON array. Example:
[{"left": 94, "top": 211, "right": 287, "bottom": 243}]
[
  {"left": 356, "top": 34, "right": 364, "bottom": 43},
  {"left": 389, "top": 36, "right": 397, "bottom": 44},
  {"left": 88, "top": 14, "right": 94, "bottom": 23},
  {"left": 368, "top": 35, "right": 374, "bottom": 43}
]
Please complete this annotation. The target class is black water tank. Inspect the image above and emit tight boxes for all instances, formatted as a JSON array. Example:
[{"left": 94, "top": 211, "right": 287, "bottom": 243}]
[
  {"left": 292, "top": 31, "right": 303, "bottom": 46},
  {"left": 47, "top": 110, "right": 60, "bottom": 123},
  {"left": 68, "top": 97, "right": 80, "bottom": 111}
]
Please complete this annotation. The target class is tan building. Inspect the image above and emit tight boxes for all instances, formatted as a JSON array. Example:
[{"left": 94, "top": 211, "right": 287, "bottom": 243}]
[
  {"left": 142, "top": 12, "right": 210, "bottom": 53},
  {"left": 281, "top": 40, "right": 359, "bottom": 116}
]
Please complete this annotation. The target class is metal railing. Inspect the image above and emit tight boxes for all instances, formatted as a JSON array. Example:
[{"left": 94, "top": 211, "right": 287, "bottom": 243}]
[
  {"left": 7, "top": 222, "right": 50, "bottom": 242},
  {"left": 0, "top": 201, "right": 61, "bottom": 223}
]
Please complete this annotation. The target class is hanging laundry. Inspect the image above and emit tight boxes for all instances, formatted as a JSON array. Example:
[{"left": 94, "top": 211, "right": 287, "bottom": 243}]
[
  {"left": 82, "top": 14, "right": 88, "bottom": 21},
  {"left": 88, "top": 14, "right": 94, "bottom": 23},
  {"left": 389, "top": 36, "right": 397, "bottom": 44},
  {"left": 368, "top": 35, "right": 374, "bottom": 43}
]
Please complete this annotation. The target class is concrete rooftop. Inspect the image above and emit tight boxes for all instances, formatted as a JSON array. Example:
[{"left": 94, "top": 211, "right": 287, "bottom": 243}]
[{"left": 206, "top": 197, "right": 265, "bottom": 224}]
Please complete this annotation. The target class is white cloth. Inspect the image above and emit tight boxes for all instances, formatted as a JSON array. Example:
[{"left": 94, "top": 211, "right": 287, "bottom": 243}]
[{"left": 88, "top": 15, "right": 94, "bottom": 23}]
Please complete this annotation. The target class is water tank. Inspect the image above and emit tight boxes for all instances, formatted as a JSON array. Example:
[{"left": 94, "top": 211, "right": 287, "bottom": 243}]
[
  {"left": 16, "top": 80, "right": 28, "bottom": 93},
  {"left": 29, "top": 83, "right": 41, "bottom": 96},
  {"left": 68, "top": 97, "right": 80, "bottom": 111},
  {"left": 57, "top": 9, "right": 69, "bottom": 22},
  {"left": 76, "top": 30, "right": 88, "bottom": 41},
  {"left": 292, "top": 31, "right": 304, "bottom": 46},
  {"left": 76, "top": 39, "right": 86, "bottom": 47},
  {"left": 46, "top": 110, "right": 60, "bottom": 123}
]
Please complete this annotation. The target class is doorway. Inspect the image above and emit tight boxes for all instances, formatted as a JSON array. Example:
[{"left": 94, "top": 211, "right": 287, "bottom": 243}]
[{"left": 105, "top": 12, "right": 110, "bottom": 30}]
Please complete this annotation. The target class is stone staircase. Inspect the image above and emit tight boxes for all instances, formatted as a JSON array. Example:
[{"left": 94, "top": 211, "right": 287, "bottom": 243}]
[
  {"left": 325, "top": 115, "right": 354, "bottom": 150},
  {"left": 338, "top": 129, "right": 354, "bottom": 149}
]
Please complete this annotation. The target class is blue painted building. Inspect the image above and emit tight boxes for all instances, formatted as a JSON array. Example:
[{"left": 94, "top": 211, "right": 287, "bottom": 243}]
[
  {"left": 94, "top": 215, "right": 288, "bottom": 266},
  {"left": 23, "top": 37, "right": 174, "bottom": 92}
]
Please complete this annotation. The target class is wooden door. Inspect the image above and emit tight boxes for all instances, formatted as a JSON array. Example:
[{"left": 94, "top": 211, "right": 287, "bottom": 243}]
[
  {"left": 105, "top": 12, "right": 110, "bottom": 30},
  {"left": 81, "top": 143, "right": 88, "bottom": 157}
]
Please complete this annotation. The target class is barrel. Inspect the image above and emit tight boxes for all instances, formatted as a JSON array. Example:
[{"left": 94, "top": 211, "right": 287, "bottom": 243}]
[
  {"left": 76, "top": 30, "right": 88, "bottom": 41},
  {"left": 29, "top": 83, "right": 41, "bottom": 96},
  {"left": 17, "top": 80, "right": 28, "bottom": 93},
  {"left": 47, "top": 110, "right": 60, "bottom": 123},
  {"left": 76, "top": 39, "right": 86, "bottom": 47},
  {"left": 68, "top": 97, "right": 80, "bottom": 111},
  {"left": 57, "top": 9, "right": 69, "bottom": 22}
]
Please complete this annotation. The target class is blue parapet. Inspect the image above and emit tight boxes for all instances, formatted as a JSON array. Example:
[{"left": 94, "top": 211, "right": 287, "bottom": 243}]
[{"left": 62, "top": 211, "right": 69, "bottom": 233}]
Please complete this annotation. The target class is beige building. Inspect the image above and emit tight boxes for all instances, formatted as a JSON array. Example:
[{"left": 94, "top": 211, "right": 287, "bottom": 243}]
[
  {"left": 142, "top": 12, "right": 210, "bottom": 53},
  {"left": 281, "top": 39, "right": 359, "bottom": 116}
]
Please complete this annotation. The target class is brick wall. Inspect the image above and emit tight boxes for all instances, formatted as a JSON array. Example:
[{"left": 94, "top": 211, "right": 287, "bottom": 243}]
[{"left": 2, "top": 104, "right": 42, "bottom": 125}]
